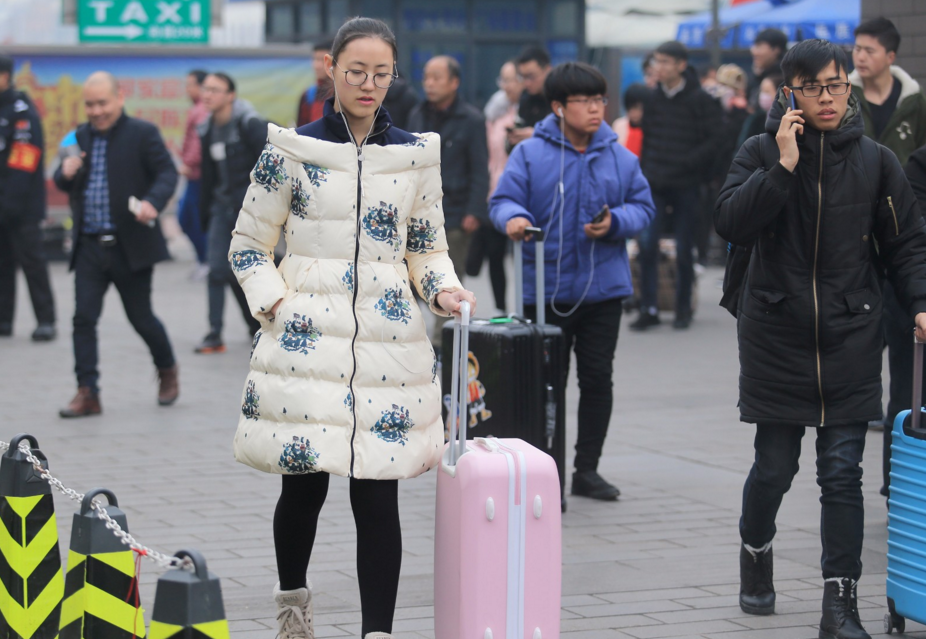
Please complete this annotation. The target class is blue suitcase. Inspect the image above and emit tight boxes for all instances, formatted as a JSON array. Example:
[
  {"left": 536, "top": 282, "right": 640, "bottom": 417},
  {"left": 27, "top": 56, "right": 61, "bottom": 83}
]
[{"left": 885, "top": 336, "right": 926, "bottom": 634}]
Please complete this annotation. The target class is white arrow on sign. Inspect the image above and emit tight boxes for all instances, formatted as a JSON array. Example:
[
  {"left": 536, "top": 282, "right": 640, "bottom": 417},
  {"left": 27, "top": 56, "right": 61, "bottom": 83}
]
[{"left": 83, "top": 24, "right": 145, "bottom": 39}]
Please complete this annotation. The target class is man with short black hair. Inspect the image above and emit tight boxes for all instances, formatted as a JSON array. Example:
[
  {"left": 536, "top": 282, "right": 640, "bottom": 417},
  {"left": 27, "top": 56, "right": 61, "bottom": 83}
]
[
  {"left": 297, "top": 41, "right": 332, "bottom": 127},
  {"left": 0, "top": 53, "right": 56, "bottom": 342},
  {"left": 851, "top": 17, "right": 926, "bottom": 167},
  {"left": 851, "top": 16, "right": 926, "bottom": 505},
  {"left": 507, "top": 45, "right": 552, "bottom": 147},
  {"left": 716, "top": 39, "right": 926, "bottom": 638},
  {"left": 748, "top": 28, "right": 787, "bottom": 110},
  {"left": 54, "top": 71, "right": 179, "bottom": 416},
  {"left": 492, "top": 61, "right": 655, "bottom": 501},
  {"left": 195, "top": 72, "right": 265, "bottom": 354},
  {"left": 408, "top": 55, "right": 488, "bottom": 285},
  {"left": 632, "top": 40, "right": 722, "bottom": 330}
]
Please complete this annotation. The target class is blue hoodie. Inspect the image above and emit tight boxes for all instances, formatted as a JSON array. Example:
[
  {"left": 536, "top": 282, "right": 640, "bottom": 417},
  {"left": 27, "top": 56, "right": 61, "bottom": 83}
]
[{"left": 490, "top": 114, "right": 655, "bottom": 306}]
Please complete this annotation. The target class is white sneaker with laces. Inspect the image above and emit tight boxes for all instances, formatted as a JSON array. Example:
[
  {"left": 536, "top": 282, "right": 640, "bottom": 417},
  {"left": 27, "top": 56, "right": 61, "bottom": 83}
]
[{"left": 273, "top": 581, "right": 314, "bottom": 639}]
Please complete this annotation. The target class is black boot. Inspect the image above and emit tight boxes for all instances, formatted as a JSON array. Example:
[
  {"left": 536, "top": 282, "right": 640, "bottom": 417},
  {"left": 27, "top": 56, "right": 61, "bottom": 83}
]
[
  {"left": 740, "top": 542, "right": 775, "bottom": 615},
  {"left": 819, "top": 578, "right": 870, "bottom": 639}
]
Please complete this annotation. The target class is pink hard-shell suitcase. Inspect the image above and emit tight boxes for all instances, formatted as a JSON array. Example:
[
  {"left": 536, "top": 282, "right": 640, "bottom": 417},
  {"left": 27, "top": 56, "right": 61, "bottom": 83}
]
[{"left": 434, "top": 301, "right": 562, "bottom": 639}]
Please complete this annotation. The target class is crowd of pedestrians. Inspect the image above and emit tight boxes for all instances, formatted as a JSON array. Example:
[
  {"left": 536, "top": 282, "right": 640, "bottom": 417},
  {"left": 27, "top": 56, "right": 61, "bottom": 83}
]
[{"left": 5, "top": 14, "right": 926, "bottom": 639}]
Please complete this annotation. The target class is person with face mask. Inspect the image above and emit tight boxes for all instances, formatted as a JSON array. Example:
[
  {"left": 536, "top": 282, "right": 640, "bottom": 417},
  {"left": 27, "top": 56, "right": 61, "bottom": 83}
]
[
  {"left": 738, "top": 74, "right": 784, "bottom": 148},
  {"left": 226, "top": 17, "right": 476, "bottom": 639}
]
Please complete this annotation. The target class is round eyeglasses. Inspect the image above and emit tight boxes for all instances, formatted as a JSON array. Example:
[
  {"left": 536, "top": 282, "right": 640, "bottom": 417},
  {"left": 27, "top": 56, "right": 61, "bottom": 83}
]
[{"left": 336, "top": 61, "right": 397, "bottom": 90}]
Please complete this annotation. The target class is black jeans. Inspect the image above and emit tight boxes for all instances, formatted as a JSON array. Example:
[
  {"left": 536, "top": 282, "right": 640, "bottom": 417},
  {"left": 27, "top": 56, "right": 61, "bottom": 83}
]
[
  {"left": 274, "top": 473, "right": 401, "bottom": 636},
  {"left": 73, "top": 239, "right": 175, "bottom": 392},
  {"left": 882, "top": 280, "right": 926, "bottom": 496},
  {"left": 638, "top": 185, "right": 700, "bottom": 315},
  {"left": 207, "top": 209, "right": 259, "bottom": 336},
  {"left": 527, "top": 298, "right": 623, "bottom": 473},
  {"left": 0, "top": 217, "right": 56, "bottom": 325},
  {"left": 740, "top": 423, "right": 868, "bottom": 580}
]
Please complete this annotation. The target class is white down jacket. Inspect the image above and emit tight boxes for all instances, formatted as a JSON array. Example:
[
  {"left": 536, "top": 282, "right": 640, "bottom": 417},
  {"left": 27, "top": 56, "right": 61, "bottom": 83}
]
[{"left": 229, "top": 122, "right": 462, "bottom": 480}]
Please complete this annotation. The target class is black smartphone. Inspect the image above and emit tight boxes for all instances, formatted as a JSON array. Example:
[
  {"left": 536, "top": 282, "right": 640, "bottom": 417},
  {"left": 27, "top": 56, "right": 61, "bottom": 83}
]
[
  {"left": 789, "top": 91, "right": 797, "bottom": 111},
  {"left": 592, "top": 205, "right": 609, "bottom": 224}
]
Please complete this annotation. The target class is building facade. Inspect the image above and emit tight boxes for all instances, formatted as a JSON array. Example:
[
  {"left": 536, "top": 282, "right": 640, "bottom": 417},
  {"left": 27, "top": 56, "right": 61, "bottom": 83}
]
[{"left": 264, "top": 0, "right": 586, "bottom": 106}]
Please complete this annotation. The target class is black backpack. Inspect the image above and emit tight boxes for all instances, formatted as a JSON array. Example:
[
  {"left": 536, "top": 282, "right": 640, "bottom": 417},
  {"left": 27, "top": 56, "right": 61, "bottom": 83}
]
[{"left": 720, "top": 133, "right": 884, "bottom": 318}]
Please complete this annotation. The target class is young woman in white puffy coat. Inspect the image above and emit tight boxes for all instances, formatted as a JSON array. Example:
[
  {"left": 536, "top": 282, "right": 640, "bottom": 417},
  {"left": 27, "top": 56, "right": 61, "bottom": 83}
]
[{"left": 227, "top": 17, "right": 477, "bottom": 639}]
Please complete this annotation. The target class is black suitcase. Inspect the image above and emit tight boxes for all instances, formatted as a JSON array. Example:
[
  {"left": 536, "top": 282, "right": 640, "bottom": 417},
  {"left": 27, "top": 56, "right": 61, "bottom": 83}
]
[{"left": 442, "top": 230, "right": 568, "bottom": 508}]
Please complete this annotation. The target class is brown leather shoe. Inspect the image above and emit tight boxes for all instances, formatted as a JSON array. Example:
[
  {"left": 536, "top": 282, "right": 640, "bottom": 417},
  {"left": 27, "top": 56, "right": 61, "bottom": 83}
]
[
  {"left": 157, "top": 365, "right": 179, "bottom": 406},
  {"left": 59, "top": 387, "right": 102, "bottom": 418}
]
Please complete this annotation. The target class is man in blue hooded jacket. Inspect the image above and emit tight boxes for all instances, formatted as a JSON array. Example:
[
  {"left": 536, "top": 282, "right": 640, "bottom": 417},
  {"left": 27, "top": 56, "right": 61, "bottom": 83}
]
[{"left": 491, "top": 62, "right": 656, "bottom": 500}]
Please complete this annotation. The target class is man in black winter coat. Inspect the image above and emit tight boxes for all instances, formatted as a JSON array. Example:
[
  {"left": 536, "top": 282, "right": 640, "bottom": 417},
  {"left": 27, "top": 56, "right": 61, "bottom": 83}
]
[
  {"left": 194, "top": 72, "right": 265, "bottom": 354},
  {"left": 0, "top": 54, "right": 56, "bottom": 341},
  {"left": 633, "top": 40, "right": 723, "bottom": 331},
  {"left": 715, "top": 40, "right": 926, "bottom": 639},
  {"left": 54, "top": 72, "right": 179, "bottom": 418},
  {"left": 408, "top": 55, "right": 489, "bottom": 283}
]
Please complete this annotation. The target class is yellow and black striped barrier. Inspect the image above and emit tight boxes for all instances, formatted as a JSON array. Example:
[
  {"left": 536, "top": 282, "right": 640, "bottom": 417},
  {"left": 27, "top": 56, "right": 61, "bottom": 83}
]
[
  {"left": 60, "top": 488, "right": 145, "bottom": 639},
  {"left": 149, "top": 550, "right": 228, "bottom": 639},
  {"left": 0, "top": 433, "right": 64, "bottom": 639}
]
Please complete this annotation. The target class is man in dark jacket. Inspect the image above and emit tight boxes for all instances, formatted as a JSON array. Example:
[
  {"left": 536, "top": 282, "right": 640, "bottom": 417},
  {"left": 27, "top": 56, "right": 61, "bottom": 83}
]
[
  {"left": 0, "top": 54, "right": 56, "bottom": 341},
  {"left": 408, "top": 55, "right": 489, "bottom": 283},
  {"left": 507, "top": 46, "right": 552, "bottom": 149},
  {"left": 53, "top": 71, "right": 179, "bottom": 417},
  {"left": 382, "top": 73, "right": 419, "bottom": 131},
  {"left": 633, "top": 40, "right": 722, "bottom": 330},
  {"left": 195, "top": 72, "right": 265, "bottom": 353},
  {"left": 850, "top": 18, "right": 926, "bottom": 498},
  {"left": 715, "top": 40, "right": 926, "bottom": 638}
]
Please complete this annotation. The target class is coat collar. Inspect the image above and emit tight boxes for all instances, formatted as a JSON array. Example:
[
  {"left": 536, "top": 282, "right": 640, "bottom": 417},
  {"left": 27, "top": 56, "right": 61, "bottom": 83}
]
[{"left": 321, "top": 97, "right": 394, "bottom": 145}]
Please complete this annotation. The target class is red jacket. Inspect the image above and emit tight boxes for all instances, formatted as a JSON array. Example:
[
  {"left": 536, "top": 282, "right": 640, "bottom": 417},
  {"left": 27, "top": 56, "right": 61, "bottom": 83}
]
[{"left": 181, "top": 100, "right": 209, "bottom": 180}]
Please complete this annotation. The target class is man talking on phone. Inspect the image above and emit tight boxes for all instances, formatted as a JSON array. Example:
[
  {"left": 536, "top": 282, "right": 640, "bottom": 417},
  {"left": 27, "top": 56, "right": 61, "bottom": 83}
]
[
  {"left": 53, "top": 71, "right": 179, "bottom": 417},
  {"left": 491, "top": 62, "right": 654, "bottom": 501},
  {"left": 715, "top": 39, "right": 926, "bottom": 638}
]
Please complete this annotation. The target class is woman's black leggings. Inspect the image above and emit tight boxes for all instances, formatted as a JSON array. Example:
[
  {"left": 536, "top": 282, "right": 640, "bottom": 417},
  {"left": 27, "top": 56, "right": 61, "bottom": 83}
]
[{"left": 274, "top": 473, "right": 402, "bottom": 636}]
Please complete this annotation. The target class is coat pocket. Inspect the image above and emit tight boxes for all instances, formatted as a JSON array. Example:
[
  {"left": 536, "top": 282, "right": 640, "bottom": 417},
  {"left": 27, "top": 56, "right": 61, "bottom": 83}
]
[
  {"left": 844, "top": 288, "right": 876, "bottom": 314},
  {"left": 750, "top": 287, "right": 786, "bottom": 305}
]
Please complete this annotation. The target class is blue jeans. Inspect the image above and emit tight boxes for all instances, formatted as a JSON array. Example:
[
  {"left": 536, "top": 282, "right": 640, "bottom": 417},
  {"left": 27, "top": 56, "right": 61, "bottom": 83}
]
[
  {"left": 638, "top": 185, "right": 700, "bottom": 315},
  {"left": 179, "top": 179, "right": 207, "bottom": 264},
  {"left": 740, "top": 423, "right": 868, "bottom": 579}
]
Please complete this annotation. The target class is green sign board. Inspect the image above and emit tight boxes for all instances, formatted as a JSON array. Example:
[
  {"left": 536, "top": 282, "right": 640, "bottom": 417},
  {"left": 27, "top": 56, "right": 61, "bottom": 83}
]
[{"left": 78, "top": 0, "right": 210, "bottom": 44}]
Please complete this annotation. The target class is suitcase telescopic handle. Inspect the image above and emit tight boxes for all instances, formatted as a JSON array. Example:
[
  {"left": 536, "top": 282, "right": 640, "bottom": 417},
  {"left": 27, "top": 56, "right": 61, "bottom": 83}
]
[
  {"left": 913, "top": 332, "right": 926, "bottom": 431},
  {"left": 448, "top": 301, "right": 472, "bottom": 465},
  {"left": 513, "top": 226, "right": 546, "bottom": 325}
]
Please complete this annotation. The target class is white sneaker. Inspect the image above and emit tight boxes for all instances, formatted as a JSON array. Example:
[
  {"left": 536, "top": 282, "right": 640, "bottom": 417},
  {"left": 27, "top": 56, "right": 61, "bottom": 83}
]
[
  {"left": 273, "top": 581, "right": 314, "bottom": 639},
  {"left": 364, "top": 634, "right": 393, "bottom": 639}
]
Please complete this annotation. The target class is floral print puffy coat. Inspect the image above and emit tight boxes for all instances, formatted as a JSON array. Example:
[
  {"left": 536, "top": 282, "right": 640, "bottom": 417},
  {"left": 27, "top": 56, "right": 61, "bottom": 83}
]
[{"left": 229, "top": 122, "right": 462, "bottom": 480}]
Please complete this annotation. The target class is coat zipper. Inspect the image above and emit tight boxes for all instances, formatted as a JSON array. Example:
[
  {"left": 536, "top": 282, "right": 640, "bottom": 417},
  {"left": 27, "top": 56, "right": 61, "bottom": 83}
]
[
  {"left": 812, "top": 132, "right": 825, "bottom": 427},
  {"left": 348, "top": 147, "right": 363, "bottom": 478},
  {"left": 888, "top": 196, "right": 899, "bottom": 235},
  {"left": 347, "top": 125, "right": 387, "bottom": 478}
]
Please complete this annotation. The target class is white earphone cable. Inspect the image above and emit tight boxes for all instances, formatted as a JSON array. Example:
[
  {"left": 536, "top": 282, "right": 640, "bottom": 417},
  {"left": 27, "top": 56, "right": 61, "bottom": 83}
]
[{"left": 545, "top": 111, "right": 596, "bottom": 319}]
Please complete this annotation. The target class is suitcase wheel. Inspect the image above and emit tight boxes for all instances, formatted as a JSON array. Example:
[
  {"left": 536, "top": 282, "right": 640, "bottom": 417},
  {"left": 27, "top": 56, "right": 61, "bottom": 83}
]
[{"left": 884, "top": 612, "right": 905, "bottom": 634}]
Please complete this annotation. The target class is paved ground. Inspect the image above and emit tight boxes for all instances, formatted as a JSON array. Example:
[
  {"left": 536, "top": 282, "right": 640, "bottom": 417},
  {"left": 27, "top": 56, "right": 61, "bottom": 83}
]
[{"left": 3, "top": 238, "right": 925, "bottom": 638}]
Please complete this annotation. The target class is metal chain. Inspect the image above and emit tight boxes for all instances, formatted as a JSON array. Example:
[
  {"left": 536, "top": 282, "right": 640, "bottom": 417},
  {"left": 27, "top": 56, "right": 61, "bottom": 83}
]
[{"left": 0, "top": 440, "right": 190, "bottom": 571}]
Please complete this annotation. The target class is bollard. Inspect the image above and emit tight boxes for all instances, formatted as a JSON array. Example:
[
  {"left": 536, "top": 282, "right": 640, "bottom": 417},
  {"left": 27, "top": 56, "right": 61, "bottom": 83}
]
[
  {"left": 0, "top": 433, "right": 64, "bottom": 639},
  {"left": 60, "top": 489, "right": 145, "bottom": 638},
  {"left": 148, "top": 550, "right": 229, "bottom": 639}
]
